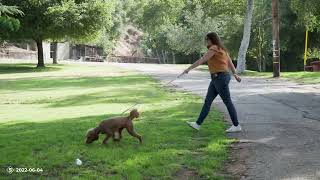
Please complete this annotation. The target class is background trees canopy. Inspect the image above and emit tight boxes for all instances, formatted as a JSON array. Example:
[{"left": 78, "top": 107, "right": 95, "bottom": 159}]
[
  {"left": 1, "top": 0, "right": 113, "bottom": 67},
  {"left": 291, "top": 0, "right": 320, "bottom": 31},
  {"left": 127, "top": 0, "right": 320, "bottom": 72},
  {"left": 128, "top": 0, "right": 245, "bottom": 64},
  {"left": 1, "top": 0, "right": 320, "bottom": 71}
]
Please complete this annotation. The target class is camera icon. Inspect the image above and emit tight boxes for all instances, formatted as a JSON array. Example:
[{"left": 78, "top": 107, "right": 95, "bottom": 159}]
[{"left": 7, "top": 166, "right": 14, "bottom": 174}]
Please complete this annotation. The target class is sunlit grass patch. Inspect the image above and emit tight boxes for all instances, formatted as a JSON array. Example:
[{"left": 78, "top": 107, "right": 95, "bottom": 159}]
[{"left": 243, "top": 70, "right": 320, "bottom": 84}]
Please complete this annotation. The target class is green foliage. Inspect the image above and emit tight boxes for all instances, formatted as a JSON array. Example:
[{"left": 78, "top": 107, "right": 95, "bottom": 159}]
[
  {"left": 307, "top": 48, "right": 320, "bottom": 59},
  {"left": 0, "top": 3, "right": 23, "bottom": 16},
  {"left": 0, "top": 3, "right": 23, "bottom": 38},
  {"left": 139, "top": 0, "right": 185, "bottom": 33},
  {"left": 0, "top": 63, "right": 229, "bottom": 179},
  {"left": 129, "top": 0, "right": 320, "bottom": 71},
  {"left": 1, "top": 0, "right": 113, "bottom": 66},
  {"left": 0, "top": 16, "right": 20, "bottom": 34},
  {"left": 291, "top": 0, "right": 320, "bottom": 31},
  {"left": 1, "top": 0, "right": 113, "bottom": 41},
  {"left": 245, "top": 0, "right": 319, "bottom": 72},
  {"left": 165, "top": 5, "right": 226, "bottom": 54},
  {"left": 94, "top": 0, "right": 126, "bottom": 54},
  {"left": 134, "top": 0, "right": 245, "bottom": 61}
]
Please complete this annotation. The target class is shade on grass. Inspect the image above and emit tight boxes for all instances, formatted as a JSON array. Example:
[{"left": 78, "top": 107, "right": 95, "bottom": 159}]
[{"left": 0, "top": 63, "right": 230, "bottom": 179}]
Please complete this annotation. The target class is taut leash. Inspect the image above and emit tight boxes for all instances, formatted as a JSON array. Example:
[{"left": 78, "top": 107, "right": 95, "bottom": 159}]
[{"left": 120, "top": 72, "right": 186, "bottom": 115}]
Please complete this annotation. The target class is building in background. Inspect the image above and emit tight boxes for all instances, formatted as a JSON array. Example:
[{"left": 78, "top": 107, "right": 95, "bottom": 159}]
[{"left": 0, "top": 41, "right": 104, "bottom": 62}]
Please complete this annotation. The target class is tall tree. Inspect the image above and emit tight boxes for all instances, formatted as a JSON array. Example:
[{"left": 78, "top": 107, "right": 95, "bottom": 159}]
[
  {"left": 236, "top": 0, "right": 254, "bottom": 73},
  {"left": 1, "top": 0, "right": 113, "bottom": 67}
]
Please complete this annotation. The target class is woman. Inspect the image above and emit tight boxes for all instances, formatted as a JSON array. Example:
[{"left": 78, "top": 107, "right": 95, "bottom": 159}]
[{"left": 180, "top": 32, "right": 242, "bottom": 132}]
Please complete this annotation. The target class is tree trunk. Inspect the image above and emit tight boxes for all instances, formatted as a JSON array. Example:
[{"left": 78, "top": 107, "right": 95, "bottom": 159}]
[
  {"left": 256, "top": 59, "right": 262, "bottom": 72},
  {"left": 52, "top": 42, "right": 58, "bottom": 64},
  {"left": 36, "top": 39, "right": 45, "bottom": 68},
  {"left": 257, "top": 26, "right": 262, "bottom": 72},
  {"left": 156, "top": 50, "right": 161, "bottom": 64},
  {"left": 236, "top": 0, "right": 254, "bottom": 73},
  {"left": 172, "top": 51, "right": 176, "bottom": 64},
  {"left": 262, "top": 55, "right": 266, "bottom": 72},
  {"left": 161, "top": 50, "right": 166, "bottom": 64},
  {"left": 165, "top": 51, "right": 168, "bottom": 64}
]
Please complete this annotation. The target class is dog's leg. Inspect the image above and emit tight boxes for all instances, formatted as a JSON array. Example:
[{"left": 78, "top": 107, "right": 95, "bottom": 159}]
[
  {"left": 113, "top": 131, "right": 120, "bottom": 142},
  {"left": 102, "top": 134, "right": 111, "bottom": 144},
  {"left": 119, "top": 128, "right": 124, "bottom": 139},
  {"left": 126, "top": 126, "right": 142, "bottom": 144}
]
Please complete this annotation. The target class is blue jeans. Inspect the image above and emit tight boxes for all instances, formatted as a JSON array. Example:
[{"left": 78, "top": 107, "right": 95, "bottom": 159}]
[{"left": 196, "top": 73, "right": 239, "bottom": 126}]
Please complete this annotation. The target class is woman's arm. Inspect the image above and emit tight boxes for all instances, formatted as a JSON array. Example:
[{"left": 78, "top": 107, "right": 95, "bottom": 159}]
[
  {"left": 181, "top": 49, "right": 216, "bottom": 75},
  {"left": 226, "top": 53, "right": 241, "bottom": 82},
  {"left": 226, "top": 53, "right": 236, "bottom": 74}
]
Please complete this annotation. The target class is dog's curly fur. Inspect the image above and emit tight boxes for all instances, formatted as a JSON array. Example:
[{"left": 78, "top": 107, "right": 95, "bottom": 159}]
[{"left": 85, "top": 109, "right": 142, "bottom": 144}]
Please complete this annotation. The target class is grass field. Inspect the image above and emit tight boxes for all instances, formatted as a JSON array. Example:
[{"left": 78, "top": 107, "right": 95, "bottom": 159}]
[
  {"left": 0, "top": 62, "right": 230, "bottom": 179},
  {"left": 242, "top": 70, "right": 320, "bottom": 84},
  {"left": 198, "top": 65, "right": 320, "bottom": 84}
]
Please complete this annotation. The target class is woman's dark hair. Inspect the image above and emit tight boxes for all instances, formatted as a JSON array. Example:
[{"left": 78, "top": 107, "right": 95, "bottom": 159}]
[{"left": 206, "top": 32, "right": 226, "bottom": 50}]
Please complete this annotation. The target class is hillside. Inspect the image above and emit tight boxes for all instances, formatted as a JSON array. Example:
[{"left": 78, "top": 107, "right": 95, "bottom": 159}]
[{"left": 112, "top": 25, "right": 145, "bottom": 57}]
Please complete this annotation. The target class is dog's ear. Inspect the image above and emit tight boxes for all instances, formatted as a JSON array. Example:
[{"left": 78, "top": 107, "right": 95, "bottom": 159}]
[
  {"left": 86, "top": 127, "right": 99, "bottom": 137},
  {"left": 93, "top": 127, "right": 100, "bottom": 134},
  {"left": 86, "top": 128, "right": 94, "bottom": 137},
  {"left": 130, "top": 109, "right": 139, "bottom": 118}
]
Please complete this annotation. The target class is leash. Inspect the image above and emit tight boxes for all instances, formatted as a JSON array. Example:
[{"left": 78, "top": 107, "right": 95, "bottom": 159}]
[{"left": 120, "top": 72, "right": 186, "bottom": 115}]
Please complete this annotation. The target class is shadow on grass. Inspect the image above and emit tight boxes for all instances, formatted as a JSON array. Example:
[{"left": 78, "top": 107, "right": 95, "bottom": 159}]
[
  {"left": 0, "top": 63, "right": 62, "bottom": 74},
  {"left": 0, "top": 101, "right": 228, "bottom": 179},
  {"left": 1, "top": 75, "right": 153, "bottom": 91},
  {"left": 29, "top": 88, "right": 166, "bottom": 108}
]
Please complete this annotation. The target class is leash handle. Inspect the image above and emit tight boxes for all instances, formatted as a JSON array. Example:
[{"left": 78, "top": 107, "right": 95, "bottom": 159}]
[
  {"left": 165, "top": 72, "right": 185, "bottom": 86},
  {"left": 177, "top": 71, "right": 186, "bottom": 78}
]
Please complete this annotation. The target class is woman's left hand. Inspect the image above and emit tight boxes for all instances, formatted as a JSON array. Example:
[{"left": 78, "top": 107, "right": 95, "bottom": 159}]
[{"left": 234, "top": 74, "right": 241, "bottom": 83}]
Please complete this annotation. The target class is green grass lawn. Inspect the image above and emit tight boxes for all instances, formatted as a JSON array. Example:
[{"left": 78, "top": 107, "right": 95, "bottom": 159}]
[
  {"left": 197, "top": 65, "right": 320, "bottom": 84},
  {"left": 243, "top": 70, "right": 320, "bottom": 84},
  {"left": 0, "top": 63, "right": 230, "bottom": 179}
]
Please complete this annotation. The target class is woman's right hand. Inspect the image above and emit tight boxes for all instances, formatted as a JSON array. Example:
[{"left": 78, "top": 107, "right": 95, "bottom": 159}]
[
  {"left": 183, "top": 69, "right": 189, "bottom": 74},
  {"left": 234, "top": 74, "right": 242, "bottom": 83},
  {"left": 178, "top": 69, "right": 188, "bottom": 78}
]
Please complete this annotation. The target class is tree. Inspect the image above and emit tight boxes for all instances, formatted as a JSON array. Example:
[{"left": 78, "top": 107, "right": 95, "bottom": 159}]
[
  {"left": 165, "top": 5, "right": 226, "bottom": 55},
  {"left": 135, "top": 0, "right": 245, "bottom": 64},
  {"left": 1, "top": 0, "right": 113, "bottom": 67},
  {"left": 236, "top": 0, "right": 254, "bottom": 73},
  {"left": 94, "top": 0, "right": 127, "bottom": 55},
  {"left": 0, "top": 3, "right": 23, "bottom": 37}
]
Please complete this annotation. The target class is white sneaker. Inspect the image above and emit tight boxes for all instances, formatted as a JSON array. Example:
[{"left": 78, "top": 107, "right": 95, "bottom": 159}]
[
  {"left": 187, "top": 121, "right": 200, "bottom": 131},
  {"left": 226, "top": 125, "right": 242, "bottom": 133}
]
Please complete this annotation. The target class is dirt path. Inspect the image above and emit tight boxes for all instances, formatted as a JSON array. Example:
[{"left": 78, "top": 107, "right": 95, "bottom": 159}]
[{"left": 113, "top": 63, "right": 320, "bottom": 180}]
